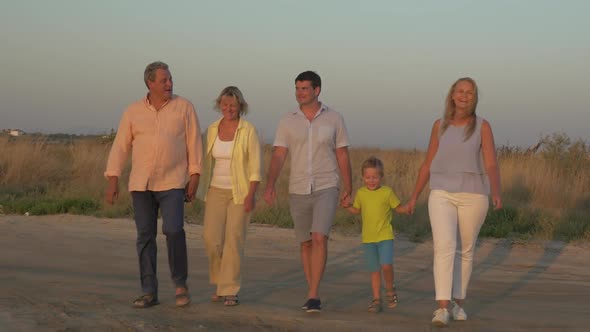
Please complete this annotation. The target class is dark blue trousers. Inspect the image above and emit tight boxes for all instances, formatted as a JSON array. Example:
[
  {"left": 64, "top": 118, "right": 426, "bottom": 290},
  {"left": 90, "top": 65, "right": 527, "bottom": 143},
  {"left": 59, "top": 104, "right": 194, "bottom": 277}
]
[{"left": 131, "top": 189, "right": 187, "bottom": 296}]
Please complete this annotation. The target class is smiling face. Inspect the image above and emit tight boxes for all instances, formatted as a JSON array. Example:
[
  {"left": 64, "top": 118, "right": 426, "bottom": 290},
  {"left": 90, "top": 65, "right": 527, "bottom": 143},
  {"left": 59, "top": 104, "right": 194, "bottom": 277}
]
[
  {"left": 147, "top": 68, "right": 173, "bottom": 101},
  {"left": 451, "top": 80, "right": 476, "bottom": 117},
  {"left": 219, "top": 95, "right": 241, "bottom": 121},
  {"left": 362, "top": 167, "right": 383, "bottom": 191},
  {"left": 295, "top": 80, "right": 320, "bottom": 107}
]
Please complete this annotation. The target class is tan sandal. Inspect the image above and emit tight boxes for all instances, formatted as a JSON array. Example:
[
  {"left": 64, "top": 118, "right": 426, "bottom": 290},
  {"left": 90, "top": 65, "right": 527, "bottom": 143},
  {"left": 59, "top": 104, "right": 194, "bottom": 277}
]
[
  {"left": 386, "top": 286, "right": 398, "bottom": 308},
  {"left": 132, "top": 294, "right": 159, "bottom": 308},
  {"left": 368, "top": 298, "right": 382, "bottom": 313},
  {"left": 211, "top": 294, "right": 223, "bottom": 302},
  {"left": 224, "top": 295, "right": 240, "bottom": 306},
  {"left": 175, "top": 288, "right": 191, "bottom": 307}
]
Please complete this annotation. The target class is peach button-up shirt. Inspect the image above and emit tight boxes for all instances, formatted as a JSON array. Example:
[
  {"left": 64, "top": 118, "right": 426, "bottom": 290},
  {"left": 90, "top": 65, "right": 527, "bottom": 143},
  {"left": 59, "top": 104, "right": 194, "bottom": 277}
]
[{"left": 104, "top": 95, "right": 203, "bottom": 192}]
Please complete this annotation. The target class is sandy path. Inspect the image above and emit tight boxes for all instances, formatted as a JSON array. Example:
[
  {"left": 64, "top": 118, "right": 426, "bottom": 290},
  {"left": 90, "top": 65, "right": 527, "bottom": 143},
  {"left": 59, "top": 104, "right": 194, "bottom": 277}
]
[{"left": 1, "top": 215, "right": 589, "bottom": 331}]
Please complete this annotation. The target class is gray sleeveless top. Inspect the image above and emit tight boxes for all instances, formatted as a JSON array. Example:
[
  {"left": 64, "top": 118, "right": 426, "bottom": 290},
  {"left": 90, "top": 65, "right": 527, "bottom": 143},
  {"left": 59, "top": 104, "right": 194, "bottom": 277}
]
[{"left": 429, "top": 116, "right": 489, "bottom": 195}]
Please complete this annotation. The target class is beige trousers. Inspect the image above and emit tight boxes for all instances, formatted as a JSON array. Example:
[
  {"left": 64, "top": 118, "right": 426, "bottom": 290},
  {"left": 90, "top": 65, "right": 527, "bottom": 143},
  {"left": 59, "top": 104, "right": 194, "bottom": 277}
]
[{"left": 203, "top": 187, "right": 250, "bottom": 296}]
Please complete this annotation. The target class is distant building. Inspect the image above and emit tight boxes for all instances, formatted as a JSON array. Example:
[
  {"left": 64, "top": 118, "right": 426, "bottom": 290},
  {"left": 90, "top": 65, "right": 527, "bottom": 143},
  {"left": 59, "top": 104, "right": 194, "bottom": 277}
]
[{"left": 8, "top": 129, "right": 26, "bottom": 137}]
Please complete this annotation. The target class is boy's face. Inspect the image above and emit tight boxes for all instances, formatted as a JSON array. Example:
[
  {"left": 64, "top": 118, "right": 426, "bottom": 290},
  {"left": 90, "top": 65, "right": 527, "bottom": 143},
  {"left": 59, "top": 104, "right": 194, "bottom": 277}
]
[{"left": 362, "top": 167, "right": 382, "bottom": 190}]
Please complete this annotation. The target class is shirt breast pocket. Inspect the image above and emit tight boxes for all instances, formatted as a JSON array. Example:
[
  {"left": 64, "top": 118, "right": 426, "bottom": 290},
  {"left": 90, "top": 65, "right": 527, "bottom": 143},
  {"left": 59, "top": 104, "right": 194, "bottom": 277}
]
[
  {"left": 317, "top": 125, "right": 335, "bottom": 144},
  {"left": 163, "top": 114, "right": 185, "bottom": 138}
]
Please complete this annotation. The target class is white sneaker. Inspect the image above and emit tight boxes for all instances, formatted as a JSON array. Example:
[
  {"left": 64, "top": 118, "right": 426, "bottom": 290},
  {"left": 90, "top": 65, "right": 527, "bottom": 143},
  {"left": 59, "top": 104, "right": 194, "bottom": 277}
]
[
  {"left": 452, "top": 303, "right": 468, "bottom": 321},
  {"left": 432, "top": 308, "right": 450, "bottom": 327}
]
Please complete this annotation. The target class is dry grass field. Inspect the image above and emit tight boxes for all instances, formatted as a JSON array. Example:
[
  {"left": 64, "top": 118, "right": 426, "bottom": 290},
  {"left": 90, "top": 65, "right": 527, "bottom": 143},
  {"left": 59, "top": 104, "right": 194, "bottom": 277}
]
[{"left": 1, "top": 133, "right": 588, "bottom": 242}]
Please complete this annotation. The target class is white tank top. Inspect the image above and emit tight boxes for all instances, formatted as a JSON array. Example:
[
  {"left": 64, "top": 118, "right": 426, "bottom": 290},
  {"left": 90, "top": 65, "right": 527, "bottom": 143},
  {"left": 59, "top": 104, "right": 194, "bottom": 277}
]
[{"left": 210, "top": 137, "right": 234, "bottom": 189}]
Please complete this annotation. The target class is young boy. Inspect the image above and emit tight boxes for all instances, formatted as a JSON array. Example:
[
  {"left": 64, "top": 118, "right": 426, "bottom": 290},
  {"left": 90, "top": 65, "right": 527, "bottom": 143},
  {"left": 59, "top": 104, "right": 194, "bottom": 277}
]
[{"left": 342, "top": 156, "right": 408, "bottom": 313}]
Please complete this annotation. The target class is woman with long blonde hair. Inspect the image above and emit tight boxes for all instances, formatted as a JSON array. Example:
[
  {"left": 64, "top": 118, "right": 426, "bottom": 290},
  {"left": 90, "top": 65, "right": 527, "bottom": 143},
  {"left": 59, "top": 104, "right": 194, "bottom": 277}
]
[{"left": 404, "top": 77, "right": 502, "bottom": 327}]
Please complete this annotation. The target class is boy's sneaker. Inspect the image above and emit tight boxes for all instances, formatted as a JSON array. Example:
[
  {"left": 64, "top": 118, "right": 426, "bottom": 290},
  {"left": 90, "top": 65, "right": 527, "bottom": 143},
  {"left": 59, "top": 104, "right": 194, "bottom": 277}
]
[
  {"left": 306, "top": 298, "right": 322, "bottom": 313},
  {"left": 432, "top": 308, "right": 450, "bottom": 327},
  {"left": 452, "top": 302, "right": 468, "bottom": 321}
]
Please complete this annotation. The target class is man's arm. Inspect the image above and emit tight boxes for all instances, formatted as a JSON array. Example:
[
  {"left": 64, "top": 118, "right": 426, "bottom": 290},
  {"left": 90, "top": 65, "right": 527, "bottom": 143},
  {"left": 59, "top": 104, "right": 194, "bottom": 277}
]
[
  {"left": 104, "top": 112, "right": 132, "bottom": 204},
  {"left": 184, "top": 104, "right": 203, "bottom": 202},
  {"left": 184, "top": 173, "right": 200, "bottom": 202},
  {"left": 263, "top": 146, "right": 288, "bottom": 205},
  {"left": 105, "top": 176, "right": 119, "bottom": 205},
  {"left": 336, "top": 146, "right": 352, "bottom": 201}
]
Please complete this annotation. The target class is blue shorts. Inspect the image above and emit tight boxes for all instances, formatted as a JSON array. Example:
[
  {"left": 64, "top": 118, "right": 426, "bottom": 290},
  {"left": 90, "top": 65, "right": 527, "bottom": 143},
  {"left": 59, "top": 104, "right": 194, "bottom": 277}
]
[{"left": 362, "top": 239, "right": 394, "bottom": 272}]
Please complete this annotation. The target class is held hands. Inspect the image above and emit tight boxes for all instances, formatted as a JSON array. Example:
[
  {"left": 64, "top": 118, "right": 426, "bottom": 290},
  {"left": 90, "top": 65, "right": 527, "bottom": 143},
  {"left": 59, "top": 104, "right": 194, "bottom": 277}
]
[
  {"left": 340, "top": 190, "right": 352, "bottom": 207},
  {"left": 340, "top": 194, "right": 352, "bottom": 208},
  {"left": 395, "top": 204, "right": 411, "bottom": 215},
  {"left": 404, "top": 198, "right": 418, "bottom": 215}
]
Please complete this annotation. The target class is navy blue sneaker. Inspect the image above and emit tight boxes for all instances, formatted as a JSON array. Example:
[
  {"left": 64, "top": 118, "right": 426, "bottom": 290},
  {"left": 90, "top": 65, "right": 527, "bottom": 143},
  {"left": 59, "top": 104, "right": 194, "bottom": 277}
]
[
  {"left": 301, "top": 298, "right": 313, "bottom": 310},
  {"left": 306, "top": 298, "right": 321, "bottom": 313}
]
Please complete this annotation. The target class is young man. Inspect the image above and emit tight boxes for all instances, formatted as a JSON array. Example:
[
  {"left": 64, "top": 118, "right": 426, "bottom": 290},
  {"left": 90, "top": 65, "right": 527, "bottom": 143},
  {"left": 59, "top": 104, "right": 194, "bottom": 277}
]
[
  {"left": 264, "top": 71, "right": 352, "bottom": 313},
  {"left": 104, "top": 61, "right": 202, "bottom": 308}
]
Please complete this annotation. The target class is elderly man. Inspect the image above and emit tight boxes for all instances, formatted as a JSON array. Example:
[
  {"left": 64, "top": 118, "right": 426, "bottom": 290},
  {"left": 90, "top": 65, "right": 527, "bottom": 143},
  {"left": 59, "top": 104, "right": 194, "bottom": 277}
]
[{"left": 104, "top": 61, "right": 202, "bottom": 308}]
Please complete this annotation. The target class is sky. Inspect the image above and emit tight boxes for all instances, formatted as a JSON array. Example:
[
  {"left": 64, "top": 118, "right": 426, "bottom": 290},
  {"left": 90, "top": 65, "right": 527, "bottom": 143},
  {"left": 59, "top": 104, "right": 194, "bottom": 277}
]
[{"left": 1, "top": 0, "right": 588, "bottom": 149}]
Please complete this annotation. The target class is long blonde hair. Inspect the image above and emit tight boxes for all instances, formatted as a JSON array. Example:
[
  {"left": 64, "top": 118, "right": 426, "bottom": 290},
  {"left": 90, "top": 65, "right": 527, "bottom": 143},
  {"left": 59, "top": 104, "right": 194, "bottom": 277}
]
[{"left": 439, "top": 77, "right": 479, "bottom": 140}]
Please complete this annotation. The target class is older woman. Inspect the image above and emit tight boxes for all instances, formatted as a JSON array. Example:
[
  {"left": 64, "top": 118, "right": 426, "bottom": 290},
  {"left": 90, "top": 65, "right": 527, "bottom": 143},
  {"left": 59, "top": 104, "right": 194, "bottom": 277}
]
[
  {"left": 197, "top": 86, "right": 261, "bottom": 306},
  {"left": 405, "top": 77, "right": 502, "bottom": 327}
]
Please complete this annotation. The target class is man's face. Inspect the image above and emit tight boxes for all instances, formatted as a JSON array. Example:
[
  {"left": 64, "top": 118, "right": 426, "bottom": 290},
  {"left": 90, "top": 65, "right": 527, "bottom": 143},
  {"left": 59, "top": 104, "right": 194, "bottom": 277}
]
[
  {"left": 295, "top": 80, "right": 320, "bottom": 106},
  {"left": 147, "top": 69, "right": 173, "bottom": 100}
]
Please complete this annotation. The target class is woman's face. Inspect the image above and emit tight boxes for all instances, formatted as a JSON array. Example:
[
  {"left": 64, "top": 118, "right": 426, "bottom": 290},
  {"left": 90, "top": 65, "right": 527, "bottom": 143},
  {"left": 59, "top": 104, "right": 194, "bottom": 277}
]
[
  {"left": 219, "top": 95, "right": 240, "bottom": 121},
  {"left": 451, "top": 80, "right": 475, "bottom": 112}
]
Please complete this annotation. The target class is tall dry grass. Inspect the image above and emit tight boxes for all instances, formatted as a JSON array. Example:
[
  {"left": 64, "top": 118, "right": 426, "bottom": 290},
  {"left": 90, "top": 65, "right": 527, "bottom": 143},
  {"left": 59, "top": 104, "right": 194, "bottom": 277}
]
[{"left": 1, "top": 134, "right": 588, "bottom": 241}]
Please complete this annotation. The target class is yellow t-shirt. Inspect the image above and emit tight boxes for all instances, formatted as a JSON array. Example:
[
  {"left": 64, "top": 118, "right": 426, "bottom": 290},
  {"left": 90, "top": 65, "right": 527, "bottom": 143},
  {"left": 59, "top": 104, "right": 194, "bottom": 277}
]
[{"left": 353, "top": 186, "right": 401, "bottom": 243}]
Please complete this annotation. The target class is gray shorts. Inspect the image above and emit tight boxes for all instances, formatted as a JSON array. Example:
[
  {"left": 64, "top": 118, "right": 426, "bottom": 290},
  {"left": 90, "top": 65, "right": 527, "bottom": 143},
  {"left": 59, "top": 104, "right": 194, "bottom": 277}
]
[{"left": 289, "top": 187, "right": 339, "bottom": 243}]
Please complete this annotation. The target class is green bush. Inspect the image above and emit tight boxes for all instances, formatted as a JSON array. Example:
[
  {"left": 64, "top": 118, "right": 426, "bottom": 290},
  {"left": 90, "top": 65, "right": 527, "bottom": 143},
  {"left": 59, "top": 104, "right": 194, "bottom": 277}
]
[
  {"left": 2, "top": 197, "right": 100, "bottom": 215},
  {"left": 481, "top": 206, "right": 537, "bottom": 239}
]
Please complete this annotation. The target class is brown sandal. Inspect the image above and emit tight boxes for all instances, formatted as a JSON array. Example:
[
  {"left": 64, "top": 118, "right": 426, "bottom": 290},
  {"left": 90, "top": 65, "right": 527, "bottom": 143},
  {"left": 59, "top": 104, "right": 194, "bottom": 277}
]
[
  {"left": 133, "top": 294, "right": 160, "bottom": 308},
  {"left": 386, "top": 286, "right": 398, "bottom": 308},
  {"left": 224, "top": 295, "right": 240, "bottom": 306},
  {"left": 175, "top": 288, "right": 191, "bottom": 307},
  {"left": 368, "top": 298, "right": 382, "bottom": 313}
]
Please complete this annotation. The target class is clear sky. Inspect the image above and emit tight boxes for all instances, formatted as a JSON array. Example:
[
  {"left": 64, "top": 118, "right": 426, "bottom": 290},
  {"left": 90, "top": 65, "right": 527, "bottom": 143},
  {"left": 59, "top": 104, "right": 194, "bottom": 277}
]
[{"left": 1, "top": 0, "right": 588, "bottom": 149}]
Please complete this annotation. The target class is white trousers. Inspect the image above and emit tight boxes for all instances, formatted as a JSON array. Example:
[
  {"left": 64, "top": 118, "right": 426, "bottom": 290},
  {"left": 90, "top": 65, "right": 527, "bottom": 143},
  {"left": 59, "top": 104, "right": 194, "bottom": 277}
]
[{"left": 428, "top": 189, "right": 489, "bottom": 301}]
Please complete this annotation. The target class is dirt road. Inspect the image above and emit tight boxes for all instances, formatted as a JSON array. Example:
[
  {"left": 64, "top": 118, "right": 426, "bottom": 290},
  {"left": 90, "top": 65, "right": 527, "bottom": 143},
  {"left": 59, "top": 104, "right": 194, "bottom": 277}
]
[{"left": 1, "top": 215, "right": 589, "bottom": 331}]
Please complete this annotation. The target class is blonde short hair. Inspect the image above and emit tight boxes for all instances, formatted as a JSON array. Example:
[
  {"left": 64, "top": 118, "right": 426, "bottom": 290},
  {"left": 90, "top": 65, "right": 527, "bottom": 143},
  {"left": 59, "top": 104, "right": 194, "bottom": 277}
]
[
  {"left": 361, "top": 156, "right": 384, "bottom": 177},
  {"left": 214, "top": 86, "right": 249, "bottom": 116}
]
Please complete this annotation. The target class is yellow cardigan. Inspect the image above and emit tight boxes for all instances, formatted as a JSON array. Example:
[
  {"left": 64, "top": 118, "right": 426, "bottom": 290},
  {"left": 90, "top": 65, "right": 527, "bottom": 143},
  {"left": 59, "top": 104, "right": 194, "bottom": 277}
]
[{"left": 197, "top": 118, "right": 262, "bottom": 204}]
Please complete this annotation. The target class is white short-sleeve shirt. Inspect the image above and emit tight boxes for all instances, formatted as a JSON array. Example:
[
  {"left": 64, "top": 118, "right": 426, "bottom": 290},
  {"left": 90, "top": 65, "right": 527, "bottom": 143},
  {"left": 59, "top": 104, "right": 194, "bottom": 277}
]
[{"left": 273, "top": 103, "right": 350, "bottom": 194}]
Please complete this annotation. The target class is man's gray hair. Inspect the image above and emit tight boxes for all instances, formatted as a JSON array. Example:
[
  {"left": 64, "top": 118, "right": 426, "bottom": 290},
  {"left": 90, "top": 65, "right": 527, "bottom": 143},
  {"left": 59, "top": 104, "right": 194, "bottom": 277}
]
[{"left": 144, "top": 61, "right": 169, "bottom": 88}]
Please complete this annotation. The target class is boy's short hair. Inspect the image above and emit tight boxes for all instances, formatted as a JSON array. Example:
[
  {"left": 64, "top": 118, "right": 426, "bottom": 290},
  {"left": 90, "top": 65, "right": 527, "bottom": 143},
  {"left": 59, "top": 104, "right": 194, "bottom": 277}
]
[{"left": 361, "top": 156, "right": 384, "bottom": 177}]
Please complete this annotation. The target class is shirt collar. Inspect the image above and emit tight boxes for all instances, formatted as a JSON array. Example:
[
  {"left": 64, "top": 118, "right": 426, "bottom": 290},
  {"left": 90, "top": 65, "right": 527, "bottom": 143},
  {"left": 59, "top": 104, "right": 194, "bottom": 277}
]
[
  {"left": 211, "top": 117, "right": 244, "bottom": 130},
  {"left": 292, "top": 102, "right": 328, "bottom": 117},
  {"left": 144, "top": 94, "right": 175, "bottom": 110}
]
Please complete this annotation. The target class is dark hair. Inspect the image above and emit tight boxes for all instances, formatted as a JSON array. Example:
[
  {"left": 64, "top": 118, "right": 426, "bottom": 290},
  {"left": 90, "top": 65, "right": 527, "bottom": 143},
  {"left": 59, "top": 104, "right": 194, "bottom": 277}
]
[
  {"left": 295, "top": 71, "right": 321, "bottom": 89},
  {"left": 361, "top": 156, "right": 384, "bottom": 177}
]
